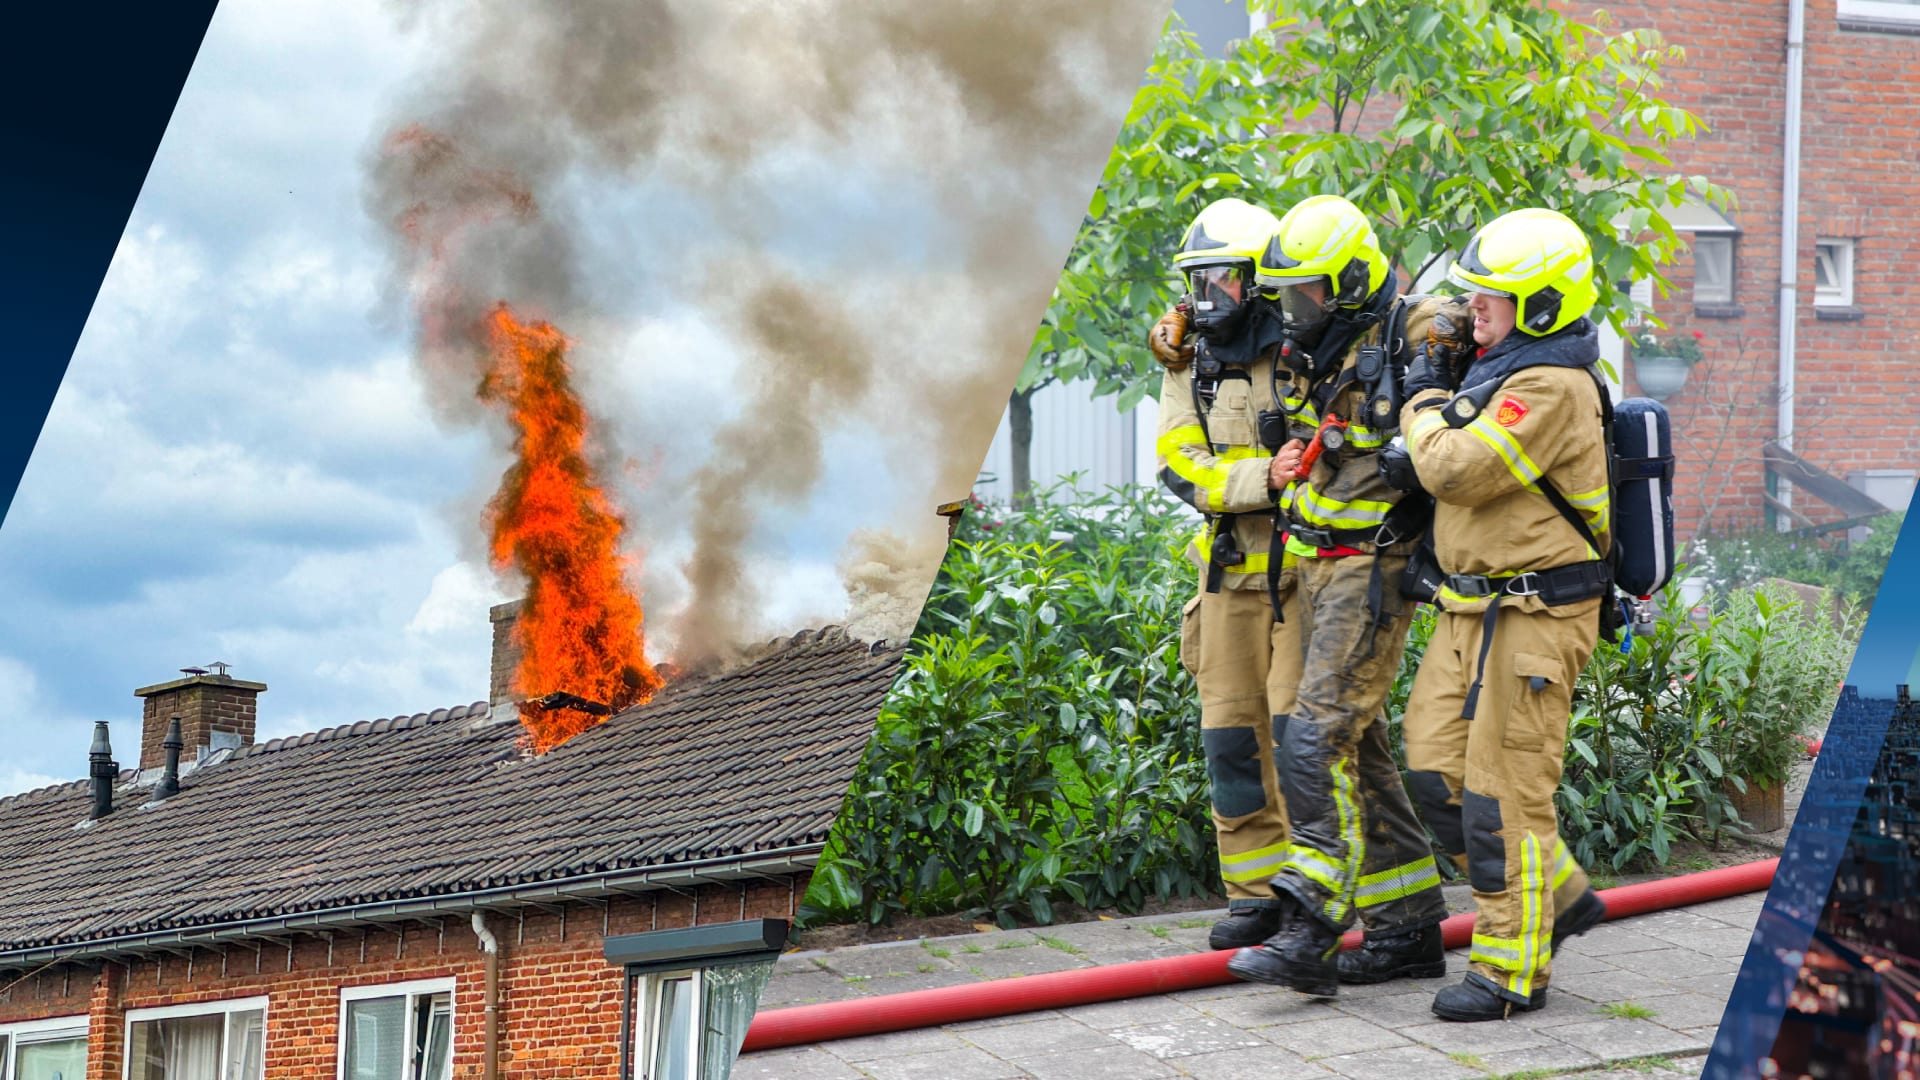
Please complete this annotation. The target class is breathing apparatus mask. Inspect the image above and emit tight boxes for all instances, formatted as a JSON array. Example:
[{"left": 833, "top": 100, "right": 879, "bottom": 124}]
[{"left": 1186, "top": 262, "right": 1255, "bottom": 344}]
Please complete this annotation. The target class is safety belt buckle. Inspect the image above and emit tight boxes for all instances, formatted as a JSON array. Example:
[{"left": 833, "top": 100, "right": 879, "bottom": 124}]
[
  {"left": 1445, "top": 573, "right": 1493, "bottom": 598},
  {"left": 1503, "top": 572, "right": 1542, "bottom": 597},
  {"left": 1291, "top": 526, "right": 1336, "bottom": 549}
]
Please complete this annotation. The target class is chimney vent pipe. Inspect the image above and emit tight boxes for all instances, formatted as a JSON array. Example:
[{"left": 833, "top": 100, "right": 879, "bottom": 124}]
[
  {"left": 154, "top": 717, "right": 184, "bottom": 800},
  {"left": 88, "top": 722, "right": 117, "bottom": 820}
]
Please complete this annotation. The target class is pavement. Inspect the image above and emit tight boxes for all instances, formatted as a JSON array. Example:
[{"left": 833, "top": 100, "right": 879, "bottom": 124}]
[{"left": 736, "top": 884, "right": 1761, "bottom": 1080}]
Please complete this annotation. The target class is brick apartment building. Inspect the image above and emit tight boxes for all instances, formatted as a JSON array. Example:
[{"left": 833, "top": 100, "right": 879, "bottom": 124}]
[
  {"left": 1580, "top": 0, "right": 1920, "bottom": 538},
  {"left": 0, "top": 611, "right": 899, "bottom": 1080}
]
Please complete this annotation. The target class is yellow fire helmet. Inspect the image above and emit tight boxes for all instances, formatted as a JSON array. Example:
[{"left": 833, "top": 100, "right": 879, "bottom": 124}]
[
  {"left": 1174, "top": 197, "right": 1282, "bottom": 342},
  {"left": 1447, "top": 207, "right": 1599, "bottom": 337},
  {"left": 1256, "top": 195, "right": 1389, "bottom": 338}
]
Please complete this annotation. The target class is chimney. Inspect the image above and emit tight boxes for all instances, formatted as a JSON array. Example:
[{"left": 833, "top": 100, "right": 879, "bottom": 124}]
[
  {"left": 88, "top": 721, "right": 117, "bottom": 819},
  {"left": 488, "top": 600, "right": 526, "bottom": 723},
  {"left": 134, "top": 667, "right": 267, "bottom": 770},
  {"left": 1901, "top": 684, "right": 1912, "bottom": 707}
]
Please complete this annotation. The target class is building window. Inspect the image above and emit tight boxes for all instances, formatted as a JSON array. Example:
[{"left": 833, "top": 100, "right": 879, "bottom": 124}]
[
  {"left": 629, "top": 962, "right": 772, "bottom": 1080},
  {"left": 1838, "top": 0, "right": 1920, "bottom": 33},
  {"left": 0, "top": 1016, "right": 88, "bottom": 1080},
  {"left": 1815, "top": 238, "right": 1856, "bottom": 308},
  {"left": 1692, "top": 235, "right": 1735, "bottom": 306},
  {"left": 126, "top": 998, "right": 266, "bottom": 1080},
  {"left": 606, "top": 919, "right": 787, "bottom": 1080},
  {"left": 338, "top": 980, "right": 453, "bottom": 1080}
]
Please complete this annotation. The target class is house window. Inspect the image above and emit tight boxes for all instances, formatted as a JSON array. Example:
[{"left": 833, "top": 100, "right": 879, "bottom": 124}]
[
  {"left": 628, "top": 962, "right": 772, "bottom": 1080},
  {"left": 126, "top": 997, "right": 266, "bottom": 1080},
  {"left": 0, "top": 1016, "right": 88, "bottom": 1080},
  {"left": 605, "top": 919, "right": 787, "bottom": 1080},
  {"left": 1838, "top": 0, "right": 1920, "bottom": 33},
  {"left": 1692, "top": 235, "right": 1735, "bottom": 306},
  {"left": 1815, "top": 238, "right": 1856, "bottom": 308},
  {"left": 338, "top": 980, "right": 453, "bottom": 1080}
]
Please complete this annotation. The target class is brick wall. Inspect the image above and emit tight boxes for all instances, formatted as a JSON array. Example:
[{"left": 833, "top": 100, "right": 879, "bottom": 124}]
[
  {"left": 0, "top": 877, "right": 801, "bottom": 1079},
  {"left": 134, "top": 676, "right": 266, "bottom": 771},
  {"left": 1290, "top": 2, "right": 1920, "bottom": 539},
  {"left": 1569, "top": 0, "right": 1920, "bottom": 538}
]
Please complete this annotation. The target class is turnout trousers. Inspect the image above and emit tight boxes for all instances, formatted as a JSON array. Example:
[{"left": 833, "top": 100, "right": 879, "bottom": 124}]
[
  {"left": 1267, "top": 553, "right": 1448, "bottom": 934},
  {"left": 1402, "top": 600, "right": 1598, "bottom": 1004},
  {"left": 1182, "top": 568, "right": 1302, "bottom": 909}
]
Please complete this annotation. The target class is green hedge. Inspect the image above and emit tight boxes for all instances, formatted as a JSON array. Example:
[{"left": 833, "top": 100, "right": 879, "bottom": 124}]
[{"left": 802, "top": 485, "right": 1859, "bottom": 929}]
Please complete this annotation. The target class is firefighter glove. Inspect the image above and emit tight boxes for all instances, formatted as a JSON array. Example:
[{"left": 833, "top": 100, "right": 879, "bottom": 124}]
[
  {"left": 1404, "top": 341, "right": 1453, "bottom": 399},
  {"left": 1150, "top": 309, "right": 1195, "bottom": 370}
]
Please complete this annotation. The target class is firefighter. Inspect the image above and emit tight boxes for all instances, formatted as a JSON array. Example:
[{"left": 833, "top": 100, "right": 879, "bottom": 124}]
[
  {"left": 1219, "top": 195, "right": 1454, "bottom": 998},
  {"left": 1391, "top": 207, "right": 1612, "bottom": 1021},
  {"left": 1150, "top": 197, "right": 1310, "bottom": 950}
]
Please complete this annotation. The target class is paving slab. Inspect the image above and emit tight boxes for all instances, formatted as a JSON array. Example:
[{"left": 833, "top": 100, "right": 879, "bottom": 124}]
[
  {"left": 741, "top": 894, "right": 1764, "bottom": 1079},
  {"left": 1106, "top": 1016, "right": 1272, "bottom": 1059}
]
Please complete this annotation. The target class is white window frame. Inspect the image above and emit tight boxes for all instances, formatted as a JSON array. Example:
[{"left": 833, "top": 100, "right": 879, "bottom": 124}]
[
  {"left": 124, "top": 996, "right": 268, "bottom": 1080},
  {"left": 1815, "top": 238, "right": 1856, "bottom": 308},
  {"left": 0, "top": 1015, "right": 89, "bottom": 1080},
  {"left": 336, "top": 979, "right": 455, "bottom": 1080},
  {"left": 1689, "top": 233, "right": 1736, "bottom": 306},
  {"left": 1838, "top": 0, "right": 1920, "bottom": 31},
  {"left": 631, "top": 969, "right": 702, "bottom": 1080}
]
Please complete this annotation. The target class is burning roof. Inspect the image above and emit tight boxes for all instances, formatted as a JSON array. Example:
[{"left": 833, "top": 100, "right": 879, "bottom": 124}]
[{"left": 0, "top": 628, "right": 898, "bottom": 961}]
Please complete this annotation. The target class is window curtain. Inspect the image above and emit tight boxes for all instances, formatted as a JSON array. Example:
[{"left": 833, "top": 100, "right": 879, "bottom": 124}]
[
  {"left": 699, "top": 960, "right": 774, "bottom": 1080},
  {"left": 164, "top": 1014, "right": 223, "bottom": 1079},
  {"left": 14, "top": 1037, "right": 88, "bottom": 1080}
]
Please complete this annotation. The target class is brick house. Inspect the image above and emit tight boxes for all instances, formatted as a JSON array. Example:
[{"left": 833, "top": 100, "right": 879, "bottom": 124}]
[
  {"left": 0, "top": 610, "right": 899, "bottom": 1080},
  {"left": 1591, "top": 0, "right": 1920, "bottom": 539}
]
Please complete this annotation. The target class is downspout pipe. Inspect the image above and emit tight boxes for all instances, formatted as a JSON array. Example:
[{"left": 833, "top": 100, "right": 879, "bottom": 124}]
[
  {"left": 472, "top": 913, "right": 500, "bottom": 1080},
  {"left": 742, "top": 858, "right": 1778, "bottom": 1052},
  {"left": 1776, "top": 0, "right": 1806, "bottom": 523}
]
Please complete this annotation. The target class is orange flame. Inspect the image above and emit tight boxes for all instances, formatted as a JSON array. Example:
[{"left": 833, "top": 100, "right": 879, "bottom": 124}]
[{"left": 480, "top": 304, "right": 661, "bottom": 750}]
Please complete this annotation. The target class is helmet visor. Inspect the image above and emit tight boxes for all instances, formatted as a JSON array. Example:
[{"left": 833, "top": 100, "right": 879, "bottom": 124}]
[
  {"left": 1446, "top": 263, "right": 1516, "bottom": 299},
  {"left": 1188, "top": 265, "right": 1250, "bottom": 331},
  {"left": 1274, "top": 279, "right": 1337, "bottom": 336}
]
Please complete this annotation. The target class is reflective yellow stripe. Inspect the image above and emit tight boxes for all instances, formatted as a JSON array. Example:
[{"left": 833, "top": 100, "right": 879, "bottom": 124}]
[
  {"left": 1279, "top": 844, "right": 1346, "bottom": 897},
  {"left": 1517, "top": 835, "right": 1547, "bottom": 997},
  {"left": 1293, "top": 484, "right": 1393, "bottom": 529},
  {"left": 1157, "top": 427, "right": 1269, "bottom": 512},
  {"left": 1355, "top": 856, "right": 1442, "bottom": 907},
  {"left": 1348, "top": 422, "right": 1391, "bottom": 449},
  {"left": 1221, "top": 840, "right": 1291, "bottom": 884},
  {"left": 1565, "top": 483, "right": 1611, "bottom": 535},
  {"left": 1192, "top": 530, "right": 1271, "bottom": 576},
  {"left": 1410, "top": 409, "right": 1448, "bottom": 441},
  {"left": 1470, "top": 933, "right": 1526, "bottom": 969},
  {"left": 1330, "top": 762, "right": 1363, "bottom": 924},
  {"left": 1465, "top": 414, "right": 1544, "bottom": 488},
  {"left": 1551, "top": 839, "right": 1577, "bottom": 890},
  {"left": 1283, "top": 396, "right": 1319, "bottom": 427}
]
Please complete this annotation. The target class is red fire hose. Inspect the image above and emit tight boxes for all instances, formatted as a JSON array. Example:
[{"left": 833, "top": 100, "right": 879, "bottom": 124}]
[{"left": 742, "top": 857, "right": 1777, "bottom": 1052}]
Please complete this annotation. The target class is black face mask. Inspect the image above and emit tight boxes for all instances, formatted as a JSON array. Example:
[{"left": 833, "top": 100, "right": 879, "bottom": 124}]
[
  {"left": 1188, "top": 265, "right": 1254, "bottom": 343},
  {"left": 1274, "top": 280, "right": 1337, "bottom": 346},
  {"left": 1194, "top": 299, "right": 1290, "bottom": 373}
]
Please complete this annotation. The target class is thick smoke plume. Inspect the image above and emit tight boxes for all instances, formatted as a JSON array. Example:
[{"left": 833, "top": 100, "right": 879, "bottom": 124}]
[{"left": 370, "top": 0, "right": 1167, "bottom": 667}]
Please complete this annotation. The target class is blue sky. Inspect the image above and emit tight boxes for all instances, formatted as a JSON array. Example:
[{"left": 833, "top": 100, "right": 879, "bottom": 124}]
[
  {"left": 0, "top": 0, "right": 1173, "bottom": 793},
  {"left": 1840, "top": 518, "right": 1920, "bottom": 698}
]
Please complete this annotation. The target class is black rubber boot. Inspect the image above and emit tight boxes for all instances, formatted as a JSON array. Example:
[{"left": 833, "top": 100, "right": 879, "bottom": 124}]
[
  {"left": 1208, "top": 907, "right": 1282, "bottom": 951},
  {"left": 1225, "top": 900, "right": 1342, "bottom": 998},
  {"left": 1336, "top": 923, "right": 1447, "bottom": 985},
  {"left": 1431, "top": 974, "right": 1547, "bottom": 1022},
  {"left": 1551, "top": 888, "right": 1607, "bottom": 951}
]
